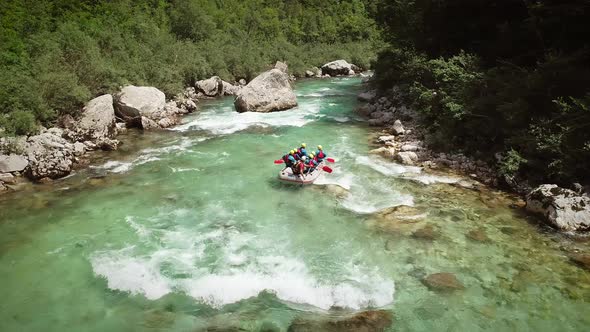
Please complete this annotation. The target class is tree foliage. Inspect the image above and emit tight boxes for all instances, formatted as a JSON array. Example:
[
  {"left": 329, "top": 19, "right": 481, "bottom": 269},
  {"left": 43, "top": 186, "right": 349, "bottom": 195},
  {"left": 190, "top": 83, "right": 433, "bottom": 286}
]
[
  {"left": 0, "top": 0, "right": 380, "bottom": 135},
  {"left": 372, "top": 0, "right": 590, "bottom": 186}
]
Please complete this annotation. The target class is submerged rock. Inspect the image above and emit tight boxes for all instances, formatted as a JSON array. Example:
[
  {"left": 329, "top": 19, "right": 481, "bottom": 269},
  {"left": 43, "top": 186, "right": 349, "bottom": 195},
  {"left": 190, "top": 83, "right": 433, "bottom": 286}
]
[
  {"left": 569, "top": 253, "right": 590, "bottom": 270},
  {"left": 412, "top": 225, "right": 438, "bottom": 240},
  {"left": 526, "top": 184, "right": 590, "bottom": 232},
  {"left": 288, "top": 310, "right": 392, "bottom": 332},
  {"left": 321, "top": 60, "right": 360, "bottom": 77},
  {"left": 234, "top": 68, "right": 297, "bottom": 113},
  {"left": 466, "top": 228, "right": 490, "bottom": 243},
  {"left": 422, "top": 273, "right": 464, "bottom": 292}
]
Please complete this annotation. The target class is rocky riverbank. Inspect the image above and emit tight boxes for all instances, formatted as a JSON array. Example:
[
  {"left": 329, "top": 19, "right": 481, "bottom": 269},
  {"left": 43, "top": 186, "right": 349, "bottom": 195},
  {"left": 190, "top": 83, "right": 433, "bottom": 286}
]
[
  {"left": 356, "top": 82, "right": 590, "bottom": 233},
  {"left": 0, "top": 60, "right": 364, "bottom": 195}
]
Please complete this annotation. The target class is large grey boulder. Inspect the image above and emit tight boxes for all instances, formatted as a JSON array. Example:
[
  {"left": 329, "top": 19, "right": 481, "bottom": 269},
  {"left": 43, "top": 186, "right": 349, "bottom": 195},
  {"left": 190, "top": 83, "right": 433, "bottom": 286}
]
[
  {"left": 195, "top": 76, "right": 223, "bottom": 97},
  {"left": 395, "top": 151, "right": 418, "bottom": 165},
  {"left": 526, "top": 184, "right": 590, "bottom": 232},
  {"left": 234, "top": 69, "right": 297, "bottom": 113},
  {"left": 391, "top": 120, "right": 405, "bottom": 135},
  {"left": 221, "top": 80, "right": 241, "bottom": 96},
  {"left": 0, "top": 154, "right": 28, "bottom": 173},
  {"left": 24, "top": 132, "right": 77, "bottom": 180},
  {"left": 64, "top": 94, "right": 118, "bottom": 149},
  {"left": 115, "top": 86, "right": 182, "bottom": 129},
  {"left": 321, "top": 60, "right": 360, "bottom": 76}
]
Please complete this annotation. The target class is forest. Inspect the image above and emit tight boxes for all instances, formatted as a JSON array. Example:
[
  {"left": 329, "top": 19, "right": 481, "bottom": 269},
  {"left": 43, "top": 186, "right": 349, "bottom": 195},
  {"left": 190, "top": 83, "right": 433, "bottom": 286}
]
[
  {"left": 0, "top": 0, "right": 379, "bottom": 135},
  {"left": 372, "top": 0, "right": 590, "bottom": 187}
]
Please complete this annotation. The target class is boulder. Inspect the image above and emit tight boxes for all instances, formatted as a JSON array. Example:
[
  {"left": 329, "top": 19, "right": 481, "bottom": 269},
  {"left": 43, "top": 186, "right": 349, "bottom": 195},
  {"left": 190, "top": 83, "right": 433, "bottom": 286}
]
[
  {"left": 141, "top": 117, "right": 160, "bottom": 130},
  {"left": 238, "top": 78, "right": 247, "bottom": 86},
  {"left": 526, "top": 184, "right": 590, "bottom": 232},
  {"left": 195, "top": 76, "right": 223, "bottom": 97},
  {"left": 173, "top": 88, "right": 198, "bottom": 113},
  {"left": 401, "top": 144, "right": 419, "bottom": 152},
  {"left": 305, "top": 70, "right": 315, "bottom": 77},
  {"left": 64, "top": 94, "right": 118, "bottom": 149},
  {"left": 288, "top": 310, "right": 392, "bottom": 332},
  {"left": 274, "top": 61, "right": 288, "bottom": 73},
  {"left": 412, "top": 225, "right": 438, "bottom": 240},
  {"left": 569, "top": 253, "right": 590, "bottom": 270},
  {"left": 24, "top": 132, "right": 76, "bottom": 180},
  {"left": 234, "top": 69, "right": 297, "bottom": 113},
  {"left": 0, "top": 154, "right": 28, "bottom": 173},
  {"left": 358, "top": 90, "right": 377, "bottom": 102},
  {"left": 222, "top": 80, "right": 241, "bottom": 96},
  {"left": 391, "top": 120, "right": 405, "bottom": 135},
  {"left": 422, "top": 273, "right": 464, "bottom": 291},
  {"left": 0, "top": 173, "right": 17, "bottom": 185},
  {"left": 114, "top": 86, "right": 167, "bottom": 128},
  {"left": 395, "top": 151, "right": 418, "bottom": 165},
  {"left": 377, "top": 135, "right": 396, "bottom": 144},
  {"left": 321, "top": 60, "right": 360, "bottom": 76}
]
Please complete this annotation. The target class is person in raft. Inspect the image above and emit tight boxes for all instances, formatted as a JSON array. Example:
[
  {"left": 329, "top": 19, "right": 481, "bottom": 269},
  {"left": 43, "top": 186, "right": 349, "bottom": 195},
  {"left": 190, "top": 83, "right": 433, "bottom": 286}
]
[
  {"left": 297, "top": 143, "right": 308, "bottom": 158},
  {"left": 305, "top": 153, "right": 319, "bottom": 174},
  {"left": 315, "top": 145, "right": 327, "bottom": 162},
  {"left": 281, "top": 150, "right": 296, "bottom": 169},
  {"left": 292, "top": 156, "right": 307, "bottom": 178}
]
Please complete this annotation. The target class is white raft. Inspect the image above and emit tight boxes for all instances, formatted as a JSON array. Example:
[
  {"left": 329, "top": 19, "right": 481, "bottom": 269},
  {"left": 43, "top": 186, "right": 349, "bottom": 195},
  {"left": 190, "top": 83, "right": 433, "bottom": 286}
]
[{"left": 278, "top": 162, "right": 325, "bottom": 185}]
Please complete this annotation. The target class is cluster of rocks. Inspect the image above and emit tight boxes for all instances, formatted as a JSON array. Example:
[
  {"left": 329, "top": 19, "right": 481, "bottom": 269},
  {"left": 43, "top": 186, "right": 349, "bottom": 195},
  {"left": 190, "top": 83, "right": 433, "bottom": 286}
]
[{"left": 357, "top": 86, "right": 590, "bottom": 234}]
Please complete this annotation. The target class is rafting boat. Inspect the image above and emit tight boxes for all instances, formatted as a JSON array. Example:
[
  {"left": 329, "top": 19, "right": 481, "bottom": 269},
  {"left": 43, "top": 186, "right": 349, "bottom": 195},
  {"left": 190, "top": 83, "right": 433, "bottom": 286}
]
[{"left": 278, "top": 161, "right": 325, "bottom": 185}]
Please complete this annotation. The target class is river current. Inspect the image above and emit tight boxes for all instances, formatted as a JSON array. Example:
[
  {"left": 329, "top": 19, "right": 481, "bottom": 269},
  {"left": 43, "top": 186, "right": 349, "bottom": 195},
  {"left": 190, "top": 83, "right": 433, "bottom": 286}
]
[{"left": 0, "top": 78, "right": 589, "bottom": 331}]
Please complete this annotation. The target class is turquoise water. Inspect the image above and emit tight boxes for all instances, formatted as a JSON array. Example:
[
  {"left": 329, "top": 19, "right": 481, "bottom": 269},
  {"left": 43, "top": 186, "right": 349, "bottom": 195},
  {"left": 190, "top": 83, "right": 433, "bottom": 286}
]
[{"left": 0, "top": 78, "right": 589, "bottom": 331}]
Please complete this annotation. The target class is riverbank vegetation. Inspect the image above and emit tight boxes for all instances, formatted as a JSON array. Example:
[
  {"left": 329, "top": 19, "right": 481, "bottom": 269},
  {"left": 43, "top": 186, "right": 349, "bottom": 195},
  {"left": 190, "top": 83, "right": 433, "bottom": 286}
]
[
  {"left": 372, "top": 0, "right": 590, "bottom": 187},
  {"left": 0, "top": 0, "right": 379, "bottom": 135}
]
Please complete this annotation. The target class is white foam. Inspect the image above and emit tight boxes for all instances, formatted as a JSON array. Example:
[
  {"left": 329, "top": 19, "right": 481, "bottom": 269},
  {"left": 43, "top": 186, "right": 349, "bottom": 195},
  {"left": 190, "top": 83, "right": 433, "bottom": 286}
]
[
  {"left": 91, "top": 215, "right": 394, "bottom": 310},
  {"left": 402, "top": 173, "right": 460, "bottom": 185},
  {"left": 91, "top": 248, "right": 172, "bottom": 300},
  {"left": 182, "top": 255, "right": 394, "bottom": 310},
  {"left": 314, "top": 173, "right": 354, "bottom": 190},
  {"left": 172, "top": 104, "right": 321, "bottom": 134},
  {"left": 355, "top": 155, "right": 421, "bottom": 176}
]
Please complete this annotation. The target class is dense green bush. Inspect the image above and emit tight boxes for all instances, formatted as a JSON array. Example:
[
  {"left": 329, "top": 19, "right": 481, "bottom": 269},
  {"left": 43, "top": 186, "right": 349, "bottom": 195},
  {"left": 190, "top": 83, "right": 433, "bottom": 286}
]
[
  {"left": 0, "top": 0, "right": 379, "bottom": 136},
  {"left": 372, "top": 0, "right": 590, "bottom": 186}
]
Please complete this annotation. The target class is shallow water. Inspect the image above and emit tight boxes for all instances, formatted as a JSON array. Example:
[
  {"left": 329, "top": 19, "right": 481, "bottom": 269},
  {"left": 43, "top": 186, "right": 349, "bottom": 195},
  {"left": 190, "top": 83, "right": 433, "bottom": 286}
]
[{"left": 1, "top": 77, "right": 589, "bottom": 331}]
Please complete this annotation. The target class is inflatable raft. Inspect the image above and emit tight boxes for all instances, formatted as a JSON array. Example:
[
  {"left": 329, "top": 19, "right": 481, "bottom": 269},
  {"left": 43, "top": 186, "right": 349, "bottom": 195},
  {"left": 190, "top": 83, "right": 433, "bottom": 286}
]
[{"left": 278, "top": 162, "right": 325, "bottom": 185}]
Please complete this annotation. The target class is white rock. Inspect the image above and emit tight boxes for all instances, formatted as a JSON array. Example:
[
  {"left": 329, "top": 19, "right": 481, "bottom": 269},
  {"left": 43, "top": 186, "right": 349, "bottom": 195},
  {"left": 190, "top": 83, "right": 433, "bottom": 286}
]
[
  {"left": 401, "top": 144, "right": 419, "bottom": 152},
  {"left": 195, "top": 76, "right": 223, "bottom": 97},
  {"left": 0, "top": 154, "right": 28, "bottom": 173},
  {"left": 369, "top": 147, "right": 396, "bottom": 158},
  {"left": 115, "top": 86, "right": 166, "bottom": 128},
  {"left": 321, "top": 60, "right": 360, "bottom": 76},
  {"left": 526, "top": 184, "right": 590, "bottom": 232},
  {"left": 234, "top": 69, "right": 297, "bottom": 113},
  {"left": 395, "top": 151, "right": 418, "bottom": 165},
  {"left": 392, "top": 120, "right": 405, "bottom": 135},
  {"left": 378, "top": 135, "right": 396, "bottom": 143},
  {"left": 65, "top": 94, "right": 117, "bottom": 146}
]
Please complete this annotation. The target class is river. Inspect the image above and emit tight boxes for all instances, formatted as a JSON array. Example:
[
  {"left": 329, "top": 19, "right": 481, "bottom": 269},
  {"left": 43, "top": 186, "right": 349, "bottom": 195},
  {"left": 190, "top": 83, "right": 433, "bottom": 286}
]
[{"left": 0, "top": 77, "right": 589, "bottom": 331}]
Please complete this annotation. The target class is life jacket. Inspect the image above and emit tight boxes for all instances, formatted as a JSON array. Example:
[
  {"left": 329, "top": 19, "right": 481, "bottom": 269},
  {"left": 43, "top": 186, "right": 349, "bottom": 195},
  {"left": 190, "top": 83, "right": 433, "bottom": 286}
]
[
  {"left": 282, "top": 154, "right": 289, "bottom": 162},
  {"left": 317, "top": 150, "right": 325, "bottom": 159},
  {"left": 298, "top": 147, "right": 307, "bottom": 157}
]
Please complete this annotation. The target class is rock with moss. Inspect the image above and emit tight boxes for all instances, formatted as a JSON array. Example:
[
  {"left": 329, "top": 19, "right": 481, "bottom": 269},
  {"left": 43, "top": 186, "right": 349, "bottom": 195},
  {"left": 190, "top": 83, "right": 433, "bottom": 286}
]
[
  {"left": 234, "top": 68, "right": 297, "bottom": 113},
  {"left": 526, "top": 184, "right": 590, "bottom": 232}
]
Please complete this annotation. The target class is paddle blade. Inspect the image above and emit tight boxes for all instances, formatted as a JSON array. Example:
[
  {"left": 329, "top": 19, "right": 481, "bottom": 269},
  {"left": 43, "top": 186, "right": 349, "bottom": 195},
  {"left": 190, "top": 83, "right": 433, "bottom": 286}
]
[
  {"left": 322, "top": 166, "right": 333, "bottom": 173},
  {"left": 326, "top": 158, "right": 335, "bottom": 163},
  {"left": 274, "top": 160, "right": 284, "bottom": 164}
]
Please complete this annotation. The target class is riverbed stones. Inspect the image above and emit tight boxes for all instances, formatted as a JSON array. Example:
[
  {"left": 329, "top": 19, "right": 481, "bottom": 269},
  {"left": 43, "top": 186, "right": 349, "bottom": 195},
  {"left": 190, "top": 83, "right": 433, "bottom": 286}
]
[
  {"left": 526, "top": 184, "right": 590, "bottom": 232},
  {"left": 422, "top": 273, "right": 464, "bottom": 292},
  {"left": 0, "top": 154, "right": 28, "bottom": 173},
  {"left": 64, "top": 94, "right": 118, "bottom": 147},
  {"left": 369, "top": 147, "right": 396, "bottom": 159},
  {"left": 288, "top": 310, "right": 392, "bottom": 332},
  {"left": 320, "top": 60, "right": 360, "bottom": 76},
  {"left": 234, "top": 68, "right": 297, "bottom": 113}
]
